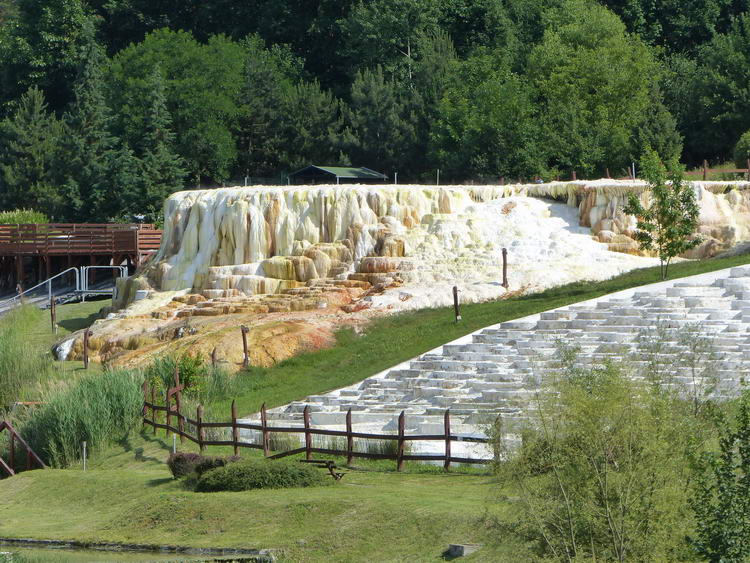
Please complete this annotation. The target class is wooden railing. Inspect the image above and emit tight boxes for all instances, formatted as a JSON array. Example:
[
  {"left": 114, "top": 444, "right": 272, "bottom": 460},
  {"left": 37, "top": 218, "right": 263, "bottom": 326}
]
[
  {"left": 0, "top": 224, "right": 161, "bottom": 255},
  {"left": 0, "top": 420, "right": 46, "bottom": 477},
  {"left": 142, "top": 379, "right": 495, "bottom": 471}
]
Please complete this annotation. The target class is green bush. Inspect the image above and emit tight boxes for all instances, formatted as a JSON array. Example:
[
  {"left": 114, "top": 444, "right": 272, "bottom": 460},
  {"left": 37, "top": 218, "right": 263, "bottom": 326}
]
[
  {"left": 21, "top": 370, "right": 144, "bottom": 467},
  {"left": 735, "top": 130, "right": 750, "bottom": 169},
  {"left": 0, "top": 209, "right": 48, "bottom": 224},
  {"left": 166, "top": 452, "right": 203, "bottom": 478},
  {"left": 195, "top": 459, "right": 330, "bottom": 492},
  {"left": 0, "top": 306, "right": 55, "bottom": 409},
  {"left": 167, "top": 452, "right": 241, "bottom": 478},
  {"left": 145, "top": 354, "right": 208, "bottom": 397}
]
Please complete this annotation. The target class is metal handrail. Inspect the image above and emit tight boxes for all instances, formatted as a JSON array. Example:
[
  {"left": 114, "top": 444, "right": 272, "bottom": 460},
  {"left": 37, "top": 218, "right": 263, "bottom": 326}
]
[
  {"left": 0, "top": 267, "right": 80, "bottom": 307},
  {"left": 80, "top": 266, "right": 128, "bottom": 293}
]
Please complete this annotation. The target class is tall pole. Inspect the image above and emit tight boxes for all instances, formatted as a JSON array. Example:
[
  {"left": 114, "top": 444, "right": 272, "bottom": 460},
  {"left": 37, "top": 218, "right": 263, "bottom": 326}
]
[
  {"left": 240, "top": 325, "right": 250, "bottom": 368},
  {"left": 453, "top": 286, "right": 461, "bottom": 323},
  {"left": 436, "top": 169, "right": 440, "bottom": 186},
  {"left": 502, "top": 248, "right": 509, "bottom": 289}
]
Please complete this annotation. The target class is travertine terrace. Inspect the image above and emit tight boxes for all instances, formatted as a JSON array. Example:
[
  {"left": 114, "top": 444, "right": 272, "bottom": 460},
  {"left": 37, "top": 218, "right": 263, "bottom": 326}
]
[{"left": 57, "top": 179, "right": 750, "bottom": 371}]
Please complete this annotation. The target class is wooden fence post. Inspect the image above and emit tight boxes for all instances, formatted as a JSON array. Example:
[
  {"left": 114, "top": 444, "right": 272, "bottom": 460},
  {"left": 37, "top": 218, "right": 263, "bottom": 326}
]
[
  {"left": 50, "top": 295, "right": 56, "bottom": 333},
  {"left": 303, "top": 406, "right": 312, "bottom": 461},
  {"left": 151, "top": 386, "right": 156, "bottom": 434},
  {"left": 174, "top": 368, "right": 184, "bottom": 444},
  {"left": 571, "top": 170, "right": 577, "bottom": 181},
  {"left": 197, "top": 405, "right": 205, "bottom": 453},
  {"left": 397, "top": 411, "right": 405, "bottom": 472},
  {"left": 703, "top": 159, "right": 708, "bottom": 181},
  {"left": 453, "top": 286, "right": 461, "bottom": 323},
  {"left": 231, "top": 400, "right": 239, "bottom": 456},
  {"left": 605, "top": 167, "right": 610, "bottom": 179},
  {"left": 82, "top": 329, "right": 91, "bottom": 369},
  {"left": 346, "top": 409, "right": 353, "bottom": 465},
  {"left": 8, "top": 432, "right": 14, "bottom": 471},
  {"left": 501, "top": 248, "right": 508, "bottom": 289},
  {"left": 211, "top": 347, "right": 217, "bottom": 368},
  {"left": 142, "top": 380, "right": 148, "bottom": 428},
  {"left": 165, "top": 389, "right": 171, "bottom": 438},
  {"left": 444, "top": 410, "right": 451, "bottom": 472},
  {"left": 240, "top": 325, "right": 250, "bottom": 368},
  {"left": 261, "top": 403, "right": 270, "bottom": 458}
]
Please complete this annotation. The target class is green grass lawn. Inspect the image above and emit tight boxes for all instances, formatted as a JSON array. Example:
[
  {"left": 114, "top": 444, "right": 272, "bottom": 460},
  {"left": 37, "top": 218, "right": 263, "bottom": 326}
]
[
  {"left": 21, "top": 297, "right": 107, "bottom": 379},
  {"left": 0, "top": 431, "right": 522, "bottom": 562},
  {"left": 4, "top": 255, "right": 750, "bottom": 561}
]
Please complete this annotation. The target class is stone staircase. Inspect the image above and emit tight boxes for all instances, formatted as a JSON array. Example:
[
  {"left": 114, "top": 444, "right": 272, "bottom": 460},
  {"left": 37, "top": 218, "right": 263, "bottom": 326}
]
[{"left": 244, "top": 266, "right": 750, "bottom": 453}]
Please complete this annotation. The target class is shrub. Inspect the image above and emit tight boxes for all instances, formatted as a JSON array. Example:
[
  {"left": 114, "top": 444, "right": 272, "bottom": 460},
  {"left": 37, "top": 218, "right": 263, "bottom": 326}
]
[
  {"left": 195, "top": 459, "right": 329, "bottom": 492},
  {"left": 167, "top": 452, "right": 241, "bottom": 479},
  {"left": 145, "top": 353, "right": 208, "bottom": 397},
  {"left": 0, "top": 208, "right": 48, "bottom": 224},
  {"left": 734, "top": 130, "right": 750, "bottom": 169},
  {"left": 21, "top": 370, "right": 144, "bottom": 467},
  {"left": 167, "top": 452, "right": 203, "bottom": 478}
]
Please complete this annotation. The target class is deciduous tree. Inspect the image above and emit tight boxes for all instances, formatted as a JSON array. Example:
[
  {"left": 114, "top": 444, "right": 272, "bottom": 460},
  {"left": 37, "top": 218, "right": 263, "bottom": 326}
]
[{"left": 623, "top": 148, "right": 701, "bottom": 279}]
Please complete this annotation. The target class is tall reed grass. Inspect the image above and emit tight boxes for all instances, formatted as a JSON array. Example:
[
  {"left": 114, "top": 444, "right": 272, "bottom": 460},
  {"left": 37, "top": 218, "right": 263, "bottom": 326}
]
[
  {"left": 21, "top": 370, "right": 144, "bottom": 467},
  {"left": 0, "top": 306, "right": 55, "bottom": 409}
]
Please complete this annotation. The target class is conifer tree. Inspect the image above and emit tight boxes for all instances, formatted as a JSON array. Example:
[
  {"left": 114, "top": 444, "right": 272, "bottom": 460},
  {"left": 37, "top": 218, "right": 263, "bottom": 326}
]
[
  {"left": 135, "top": 66, "right": 185, "bottom": 218},
  {"left": 0, "top": 86, "right": 64, "bottom": 217},
  {"left": 59, "top": 30, "right": 117, "bottom": 220}
]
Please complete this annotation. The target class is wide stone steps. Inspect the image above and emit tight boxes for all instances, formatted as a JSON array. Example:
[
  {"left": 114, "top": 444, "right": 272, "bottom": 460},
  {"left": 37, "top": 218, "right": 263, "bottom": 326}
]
[{"left": 266, "top": 266, "right": 750, "bottom": 447}]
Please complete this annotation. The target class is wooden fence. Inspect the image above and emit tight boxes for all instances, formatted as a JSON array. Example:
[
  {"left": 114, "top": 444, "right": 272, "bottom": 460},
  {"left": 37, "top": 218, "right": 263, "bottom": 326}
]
[
  {"left": 685, "top": 159, "right": 750, "bottom": 181},
  {"left": 142, "top": 379, "right": 495, "bottom": 471},
  {"left": 0, "top": 223, "right": 161, "bottom": 256},
  {"left": 0, "top": 420, "right": 46, "bottom": 477}
]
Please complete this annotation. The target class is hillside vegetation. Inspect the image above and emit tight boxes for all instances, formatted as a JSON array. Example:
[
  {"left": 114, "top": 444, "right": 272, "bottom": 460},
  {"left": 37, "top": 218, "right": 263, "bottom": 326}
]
[{"left": 1, "top": 0, "right": 750, "bottom": 222}]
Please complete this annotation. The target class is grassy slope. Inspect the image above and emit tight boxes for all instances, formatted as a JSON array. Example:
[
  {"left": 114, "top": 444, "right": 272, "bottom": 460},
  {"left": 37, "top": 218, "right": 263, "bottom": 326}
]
[
  {"left": 227, "top": 254, "right": 750, "bottom": 416},
  {"left": 4, "top": 256, "right": 750, "bottom": 560}
]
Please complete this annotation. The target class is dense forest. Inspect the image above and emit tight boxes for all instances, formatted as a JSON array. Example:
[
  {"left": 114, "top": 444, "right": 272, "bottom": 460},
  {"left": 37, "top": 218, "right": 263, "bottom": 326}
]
[{"left": 1, "top": 0, "right": 750, "bottom": 222}]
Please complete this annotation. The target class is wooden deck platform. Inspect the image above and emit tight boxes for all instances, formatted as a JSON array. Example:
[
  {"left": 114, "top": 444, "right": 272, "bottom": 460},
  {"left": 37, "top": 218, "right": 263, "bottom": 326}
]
[{"left": 0, "top": 223, "right": 161, "bottom": 290}]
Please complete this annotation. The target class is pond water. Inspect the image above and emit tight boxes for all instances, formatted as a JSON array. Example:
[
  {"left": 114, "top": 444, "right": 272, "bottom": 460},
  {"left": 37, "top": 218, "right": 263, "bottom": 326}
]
[{"left": 0, "top": 546, "right": 260, "bottom": 563}]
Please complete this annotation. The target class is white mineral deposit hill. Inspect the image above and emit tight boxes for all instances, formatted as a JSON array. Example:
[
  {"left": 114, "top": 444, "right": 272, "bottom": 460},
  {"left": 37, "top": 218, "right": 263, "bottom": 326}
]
[
  {"left": 133, "top": 179, "right": 750, "bottom": 313},
  {"left": 248, "top": 265, "right": 750, "bottom": 459}
]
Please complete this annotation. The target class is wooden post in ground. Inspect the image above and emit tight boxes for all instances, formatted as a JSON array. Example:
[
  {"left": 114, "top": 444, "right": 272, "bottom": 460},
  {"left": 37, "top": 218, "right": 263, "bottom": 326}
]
[
  {"left": 231, "top": 400, "right": 239, "bottom": 456},
  {"left": 703, "top": 159, "right": 708, "bottom": 181},
  {"left": 572, "top": 170, "right": 577, "bottom": 181},
  {"left": 346, "top": 409, "right": 353, "bottom": 465},
  {"left": 82, "top": 329, "right": 92, "bottom": 369},
  {"left": 303, "top": 406, "right": 312, "bottom": 461},
  {"left": 444, "top": 410, "right": 451, "bottom": 471},
  {"left": 50, "top": 295, "right": 56, "bottom": 333},
  {"left": 165, "top": 389, "right": 171, "bottom": 438},
  {"left": 605, "top": 167, "right": 610, "bottom": 179},
  {"left": 499, "top": 176, "right": 505, "bottom": 186},
  {"left": 747, "top": 159, "right": 750, "bottom": 181},
  {"left": 151, "top": 387, "right": 156, "bottom": 435},
  {"left": 8, "top": 432, "right": 14, "bottom": 472},
  {"left": 397, "top": 411, "right": 406, "bottom": 472},
  {"left": 240, "top": 325, "right": 250, "bottom": 368},
  {"left": 502, "top": 248, "right": 508, "bottom": 289},
  {"left": 261, "top": 403, "right": 270, "bottom": 458},
  {"left": 142, "top": 381, "right": 149, "bottom": 428},
  {"left": 211, "top": 347, "right": 217, "bottom": 368},
  {"left": 197, "top": 405, "right": 205, "bottom": 453},
  {"left": 174, "top": 368, "right": 184, "bottom": 444},
  {"left": 453, "top": 286, "right": 461, "bottom": 323}
]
